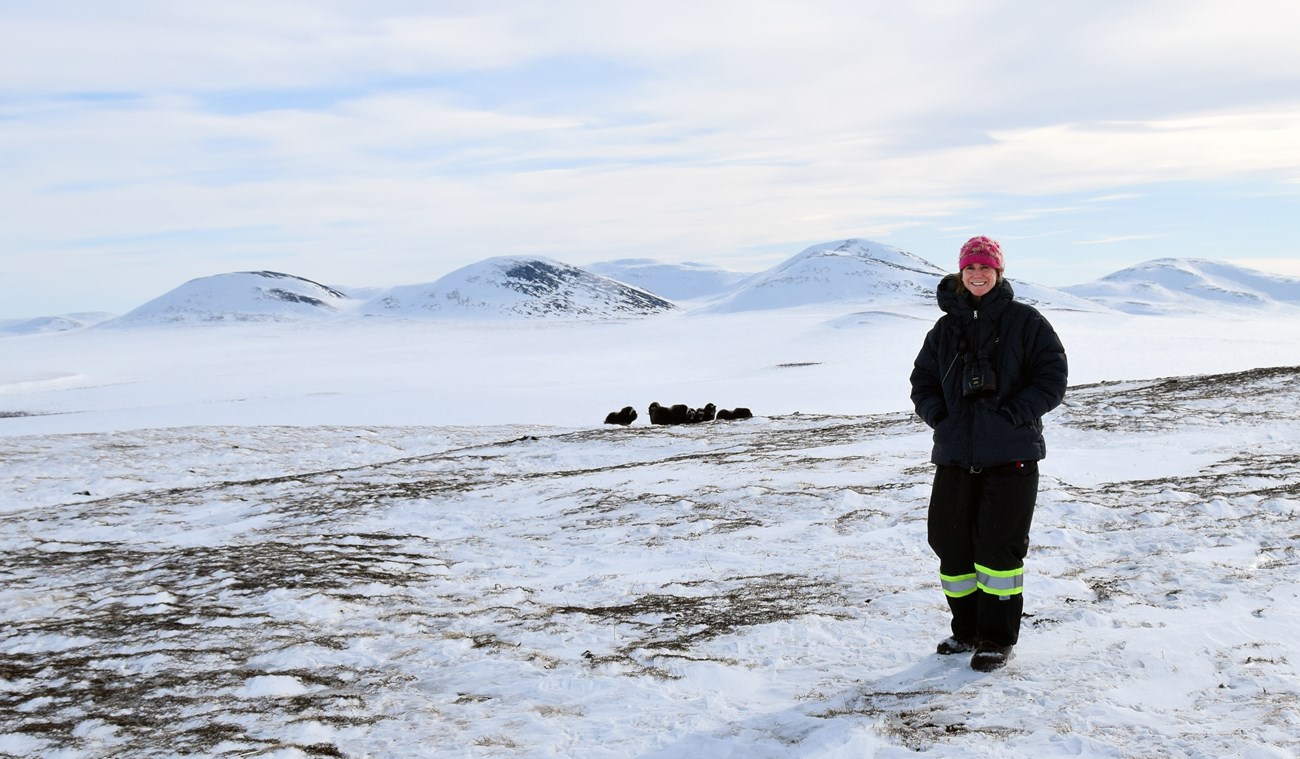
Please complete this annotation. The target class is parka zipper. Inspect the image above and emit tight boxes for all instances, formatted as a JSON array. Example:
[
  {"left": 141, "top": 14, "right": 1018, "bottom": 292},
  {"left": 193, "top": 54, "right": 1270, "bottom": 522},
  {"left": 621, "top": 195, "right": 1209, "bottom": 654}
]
[{"left": 968, "top": 307, "right": 979, "bottom": 471}]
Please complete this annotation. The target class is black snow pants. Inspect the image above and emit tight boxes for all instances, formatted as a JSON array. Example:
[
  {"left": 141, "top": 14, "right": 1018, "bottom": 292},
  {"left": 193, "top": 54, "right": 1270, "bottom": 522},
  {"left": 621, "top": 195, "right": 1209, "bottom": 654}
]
[{"left": 927, "top": 462, "right": 1038, "bottom": 647}]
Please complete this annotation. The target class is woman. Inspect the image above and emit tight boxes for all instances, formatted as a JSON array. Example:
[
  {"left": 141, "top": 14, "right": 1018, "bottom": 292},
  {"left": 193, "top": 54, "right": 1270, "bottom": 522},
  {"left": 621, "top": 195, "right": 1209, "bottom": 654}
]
[{"left": 909, "top": 236, "right": 1068, "bottom": 672}]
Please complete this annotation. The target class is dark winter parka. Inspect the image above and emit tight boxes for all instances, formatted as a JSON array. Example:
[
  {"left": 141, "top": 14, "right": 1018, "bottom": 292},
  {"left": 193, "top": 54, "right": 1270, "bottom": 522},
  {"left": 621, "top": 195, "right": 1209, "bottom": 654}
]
[{"left": 910, "top": 275, "right": 1068, "bottom": 470}]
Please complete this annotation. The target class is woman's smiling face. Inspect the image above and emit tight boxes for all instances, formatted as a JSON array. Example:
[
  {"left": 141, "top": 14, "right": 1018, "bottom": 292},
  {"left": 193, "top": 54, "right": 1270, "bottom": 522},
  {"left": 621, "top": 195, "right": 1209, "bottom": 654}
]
[{"left": 962, "top": 263, "right": 998, "bottom": 298}]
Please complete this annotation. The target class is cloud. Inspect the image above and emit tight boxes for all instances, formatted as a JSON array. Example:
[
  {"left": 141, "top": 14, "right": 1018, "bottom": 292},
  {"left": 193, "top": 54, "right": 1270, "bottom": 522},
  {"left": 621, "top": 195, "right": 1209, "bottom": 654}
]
[
  {"left": 1231, "top": 258, "right": 1300, "bottom": 277},
  {"left": 1075, "top": 235, "right": 1168, "bottom": 246},
  {"left": 4, "top": 1, "right": 1300, "bottom": 316}
]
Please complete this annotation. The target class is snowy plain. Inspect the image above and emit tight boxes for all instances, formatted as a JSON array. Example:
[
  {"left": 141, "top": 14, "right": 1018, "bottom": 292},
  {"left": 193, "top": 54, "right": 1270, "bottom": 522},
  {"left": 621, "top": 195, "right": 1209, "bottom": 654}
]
[{"left": 4, "top": 271, "right": 1300, "bottom": 756}]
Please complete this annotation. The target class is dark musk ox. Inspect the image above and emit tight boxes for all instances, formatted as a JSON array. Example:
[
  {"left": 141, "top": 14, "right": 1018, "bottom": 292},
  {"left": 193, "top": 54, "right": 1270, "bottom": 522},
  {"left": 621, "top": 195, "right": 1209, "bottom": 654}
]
[
  {"left": 603, "top": 406, "right": 638, "bottom": 425},
  {"left": 648, "top": 402, "right": 673, "bottom": 425},
  {"left": 649, "top": 401, "right": 722, "bottom": 425},
  {"left": 715, "top": 407, "right": 753, "bottom": 421},
  {"left": 691, "top": 403, "right": 717, "bottom": 422}
]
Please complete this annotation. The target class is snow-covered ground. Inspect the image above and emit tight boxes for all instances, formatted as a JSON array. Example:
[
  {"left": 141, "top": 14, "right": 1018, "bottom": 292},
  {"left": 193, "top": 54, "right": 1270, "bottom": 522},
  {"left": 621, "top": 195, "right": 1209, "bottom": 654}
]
[
  {"left": 5, "top": 305, "right": 1300, "bottom": 434},
  {"left": 3, "top": 304, "right": 1300, "bottom": 757}
]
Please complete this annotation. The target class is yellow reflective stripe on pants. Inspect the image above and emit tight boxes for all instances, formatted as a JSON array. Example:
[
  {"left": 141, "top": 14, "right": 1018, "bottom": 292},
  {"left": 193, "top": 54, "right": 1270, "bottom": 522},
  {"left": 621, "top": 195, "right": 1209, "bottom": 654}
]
[
  {"left": 940, "top": 572, "right": 978, "bottom": 598},
  {"left": 975, "top": 563, "right": 1024, "bottom": 597}
]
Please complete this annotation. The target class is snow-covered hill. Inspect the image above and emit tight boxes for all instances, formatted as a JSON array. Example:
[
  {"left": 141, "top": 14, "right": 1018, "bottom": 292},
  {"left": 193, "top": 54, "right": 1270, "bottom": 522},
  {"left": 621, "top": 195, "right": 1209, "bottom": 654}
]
[
  {"left": 362, "top": 256, "right": 676, "bottom": 320},
  {"left": 701, "top": 239, "right": 1098, "bottom": 314},
  {"left": 704, "top": 239, "right": 945, "bottom": 313},
  {"left": 1062, "top": 258, "right": 1300, "bottom": 314},
  {"left": 12, "top": 248, "right": 1296, "bottom": 329},
  {"left": 586, "top": 258, "right": 753, "bottom": 302},
  {"left": 1008, "top": 281, "right": 1115, "bottom": 312},
  {"left": 0, "top": 312, "right": 115, "bottom": 336},
  {"left": 102, "top": 271, "right": 351, "bottom": 326}
]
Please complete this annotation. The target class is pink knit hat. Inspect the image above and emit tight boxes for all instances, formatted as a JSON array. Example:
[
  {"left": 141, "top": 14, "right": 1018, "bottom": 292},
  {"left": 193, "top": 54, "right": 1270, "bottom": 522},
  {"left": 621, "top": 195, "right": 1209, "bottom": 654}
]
[{"left": 958, "top": 236, "right": 1004, "bottom": 271}]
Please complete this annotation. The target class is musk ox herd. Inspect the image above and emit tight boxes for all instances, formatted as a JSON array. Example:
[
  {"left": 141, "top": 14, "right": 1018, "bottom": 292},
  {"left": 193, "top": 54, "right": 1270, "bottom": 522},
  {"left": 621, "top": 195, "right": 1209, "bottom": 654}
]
[{"left": 602, "top": 402, "right": 753, "bottom": 426}]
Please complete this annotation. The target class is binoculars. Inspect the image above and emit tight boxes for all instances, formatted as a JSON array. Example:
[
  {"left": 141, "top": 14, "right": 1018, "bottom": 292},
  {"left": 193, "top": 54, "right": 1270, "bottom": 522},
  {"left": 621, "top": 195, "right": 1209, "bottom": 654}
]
[{"left": 962, "top": 351, "right": 998, "bottom": 398}]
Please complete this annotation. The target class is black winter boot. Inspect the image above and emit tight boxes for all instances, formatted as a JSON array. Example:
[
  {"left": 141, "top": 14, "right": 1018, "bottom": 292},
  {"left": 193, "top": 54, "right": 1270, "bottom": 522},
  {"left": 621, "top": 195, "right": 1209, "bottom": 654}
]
[
  {"left": 970, "top": 641, "right": 1014, "bottom": 671},
  {"left": 936, "top": 636, "right": 978, "bottom": 655}
]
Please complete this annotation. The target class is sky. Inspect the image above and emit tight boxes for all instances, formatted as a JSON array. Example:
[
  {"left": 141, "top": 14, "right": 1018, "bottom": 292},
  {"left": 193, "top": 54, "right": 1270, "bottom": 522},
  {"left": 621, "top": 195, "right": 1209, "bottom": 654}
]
[{"left": 3, "top": 0, "right": 1300, "bottom": 319}]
